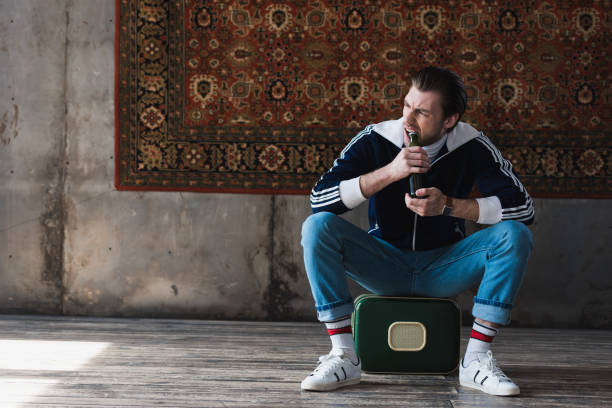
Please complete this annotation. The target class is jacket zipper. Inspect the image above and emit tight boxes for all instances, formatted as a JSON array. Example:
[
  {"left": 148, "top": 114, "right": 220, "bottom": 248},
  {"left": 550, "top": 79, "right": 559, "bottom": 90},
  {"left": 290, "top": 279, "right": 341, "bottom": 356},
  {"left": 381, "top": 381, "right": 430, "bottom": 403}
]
[
  {"left": 412, "top": 213, "right": 418, "bottom": 251},
  {"left": 408, "top": 141, "right": 458, "bottom": 251},
  {"left": 411, "top": 147, "right": 451, "bottom": 250},
  {"left": 430, "top": 150, "right": 450, "bottom": 167}
]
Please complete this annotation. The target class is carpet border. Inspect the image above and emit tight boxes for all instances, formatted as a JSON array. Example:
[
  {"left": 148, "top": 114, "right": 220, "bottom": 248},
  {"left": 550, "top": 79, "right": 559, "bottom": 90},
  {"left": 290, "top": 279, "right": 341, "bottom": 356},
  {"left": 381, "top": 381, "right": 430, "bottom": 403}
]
[{"left": 114, "top": 183, "right": 612, "bottom": 199}]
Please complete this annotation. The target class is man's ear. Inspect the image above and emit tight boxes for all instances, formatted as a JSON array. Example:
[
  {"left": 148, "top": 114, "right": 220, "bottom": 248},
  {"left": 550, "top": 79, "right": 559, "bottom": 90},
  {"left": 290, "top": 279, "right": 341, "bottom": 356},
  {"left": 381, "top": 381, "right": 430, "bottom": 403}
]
[{"left": 443, "top": 113, "right": 460, "bottom": 131}]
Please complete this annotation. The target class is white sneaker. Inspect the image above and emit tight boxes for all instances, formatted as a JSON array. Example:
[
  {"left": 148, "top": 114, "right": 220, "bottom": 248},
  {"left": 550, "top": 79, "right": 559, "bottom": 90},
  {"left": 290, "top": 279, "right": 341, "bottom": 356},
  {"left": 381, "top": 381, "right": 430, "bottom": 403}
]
[
  {"left": 459, "top": 350, "right": 520, "bottom": 396},
  {"left": 301, "top": 349, "right": 361, "bottom": 391}
]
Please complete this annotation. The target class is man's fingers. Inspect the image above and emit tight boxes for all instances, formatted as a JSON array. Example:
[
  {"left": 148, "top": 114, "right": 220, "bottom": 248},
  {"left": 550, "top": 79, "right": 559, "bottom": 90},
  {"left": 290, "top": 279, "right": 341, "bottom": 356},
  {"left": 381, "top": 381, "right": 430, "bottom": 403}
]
[
  {"left": 401, "top": 148, "right": 430, "bottom": 162},
  {"left": 405, "top": 194, "right": 417, "bottom": 211},
  {"left": 405, "top": 146, "right": 427, "bottom": 154},
  {"left": 410, "top": 165, "right": 429, "bottom": 173},
  {"left": 406, "top": 189, "right": 443, "bottom": 216},
  {"left": 407, "top": 201, "right": 426, "bottom": 216},
  {"left": 414, "top": 188, "right": 430, "bottom": 199},
  {"left": 392, "top": 149, "right": 429, "bottom": 179},
  {"left": 405, "top": 194, "right": 424, "bottom": 211}
]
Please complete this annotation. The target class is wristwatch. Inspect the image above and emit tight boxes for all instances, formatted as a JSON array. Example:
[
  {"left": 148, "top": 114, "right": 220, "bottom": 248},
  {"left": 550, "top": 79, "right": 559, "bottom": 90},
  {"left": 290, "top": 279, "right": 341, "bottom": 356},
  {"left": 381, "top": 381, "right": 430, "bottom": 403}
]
[{"left": 442, "top": 196, "right": 453, "bottom": 216}]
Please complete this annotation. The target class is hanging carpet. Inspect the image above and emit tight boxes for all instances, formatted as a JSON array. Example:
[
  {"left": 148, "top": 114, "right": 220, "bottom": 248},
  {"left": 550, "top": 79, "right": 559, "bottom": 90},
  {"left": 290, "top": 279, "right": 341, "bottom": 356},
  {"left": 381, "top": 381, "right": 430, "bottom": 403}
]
[{"left": 115, "top": 0, "right": 611, "bottom": 197}]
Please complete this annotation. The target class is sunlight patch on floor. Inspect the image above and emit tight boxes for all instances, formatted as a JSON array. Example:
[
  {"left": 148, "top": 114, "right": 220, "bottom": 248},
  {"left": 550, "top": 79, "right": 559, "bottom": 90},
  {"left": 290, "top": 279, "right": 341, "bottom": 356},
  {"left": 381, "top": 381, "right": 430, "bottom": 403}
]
[{"left": 0, "top": 340, "right": 110, "bottom": 407}]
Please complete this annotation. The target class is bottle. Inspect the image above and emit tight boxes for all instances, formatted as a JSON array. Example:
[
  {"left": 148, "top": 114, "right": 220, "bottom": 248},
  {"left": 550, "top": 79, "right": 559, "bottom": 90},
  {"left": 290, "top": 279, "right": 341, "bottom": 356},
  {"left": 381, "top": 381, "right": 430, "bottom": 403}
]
[{"left": 407, "top": 131, "right": 423, "bottom": 198}]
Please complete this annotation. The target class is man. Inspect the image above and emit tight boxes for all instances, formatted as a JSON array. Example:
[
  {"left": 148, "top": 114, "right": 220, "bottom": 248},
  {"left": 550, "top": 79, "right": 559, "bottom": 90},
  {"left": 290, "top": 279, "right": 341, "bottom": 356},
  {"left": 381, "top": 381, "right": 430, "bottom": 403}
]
[{"left": 300, "top": 67, "right": 534, "bottom": 396}]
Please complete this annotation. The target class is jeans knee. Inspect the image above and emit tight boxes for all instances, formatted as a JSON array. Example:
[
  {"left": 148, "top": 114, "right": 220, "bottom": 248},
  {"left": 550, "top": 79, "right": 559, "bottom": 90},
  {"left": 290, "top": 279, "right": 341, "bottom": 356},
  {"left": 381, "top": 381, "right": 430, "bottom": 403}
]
[
  {"left": 301, "top": 212, "right": 338, "bottom": 248},
  {"left": 497, "top": 220, "right": 533, "bottom": 256}
]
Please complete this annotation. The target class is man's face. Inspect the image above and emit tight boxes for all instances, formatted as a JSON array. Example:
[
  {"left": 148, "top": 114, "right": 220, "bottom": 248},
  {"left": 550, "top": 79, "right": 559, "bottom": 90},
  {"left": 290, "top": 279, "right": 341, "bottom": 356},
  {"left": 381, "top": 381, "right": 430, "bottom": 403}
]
[{"left": 402, "top": 86, "right": 457, "bottom": 147}]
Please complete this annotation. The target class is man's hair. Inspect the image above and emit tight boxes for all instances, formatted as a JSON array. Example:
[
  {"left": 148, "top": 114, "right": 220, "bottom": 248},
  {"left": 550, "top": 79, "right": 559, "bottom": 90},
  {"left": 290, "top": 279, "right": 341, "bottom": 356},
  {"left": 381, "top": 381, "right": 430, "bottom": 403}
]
[{"left": 411, "top": 66, "right": 467, "bottom": 130}]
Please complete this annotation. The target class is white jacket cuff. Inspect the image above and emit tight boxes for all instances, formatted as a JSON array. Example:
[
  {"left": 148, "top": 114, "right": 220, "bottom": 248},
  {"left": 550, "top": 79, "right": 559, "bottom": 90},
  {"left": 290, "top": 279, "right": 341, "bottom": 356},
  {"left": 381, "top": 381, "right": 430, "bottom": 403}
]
[
  {"left": 476, "top": 196, "right": 502, "bottom": 224},
  {"left": 339, "top": 177, "right": 367, "bottom": 209}
]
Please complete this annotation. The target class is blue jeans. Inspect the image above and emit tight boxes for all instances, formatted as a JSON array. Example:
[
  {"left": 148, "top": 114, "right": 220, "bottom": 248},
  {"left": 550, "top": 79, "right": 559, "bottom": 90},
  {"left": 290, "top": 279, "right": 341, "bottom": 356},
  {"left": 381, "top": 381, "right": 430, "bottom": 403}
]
[{"left": 301, "top": 212, "right": 533, "bottom": 325}]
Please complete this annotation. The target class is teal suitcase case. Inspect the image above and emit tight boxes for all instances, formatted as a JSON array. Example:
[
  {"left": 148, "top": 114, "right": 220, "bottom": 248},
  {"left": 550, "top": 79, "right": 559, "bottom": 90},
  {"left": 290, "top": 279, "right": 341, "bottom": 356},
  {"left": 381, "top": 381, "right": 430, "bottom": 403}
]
[{"left": 352, "top": 294, "right": 461, "bottom": 374}]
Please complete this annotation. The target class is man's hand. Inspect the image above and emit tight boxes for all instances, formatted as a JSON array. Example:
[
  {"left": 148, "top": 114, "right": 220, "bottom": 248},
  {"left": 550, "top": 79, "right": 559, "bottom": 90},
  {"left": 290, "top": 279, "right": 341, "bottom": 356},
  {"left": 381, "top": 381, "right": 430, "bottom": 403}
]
[
  {"left": 359, "top": 146, "right": 430, "bottom": 198},
  {"left": 405, "top": 187, "right": 446, "bottom": 216},
  {"left": 405, "top": 187, "right": 480, "bottom": 222},
  {"left": 387, "top": 146, "right": 430, "bottom": 181}
]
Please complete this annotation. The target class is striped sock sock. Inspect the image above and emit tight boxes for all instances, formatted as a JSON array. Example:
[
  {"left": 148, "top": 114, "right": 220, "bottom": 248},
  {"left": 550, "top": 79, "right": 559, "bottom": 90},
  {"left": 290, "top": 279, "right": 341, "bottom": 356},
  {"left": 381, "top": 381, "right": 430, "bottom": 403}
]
[
  {"left": 324, "top": 317, "right": 358, "bottom": 364},
  {"left": 463, "top": 321, "right": 498, "bottom": 366}
]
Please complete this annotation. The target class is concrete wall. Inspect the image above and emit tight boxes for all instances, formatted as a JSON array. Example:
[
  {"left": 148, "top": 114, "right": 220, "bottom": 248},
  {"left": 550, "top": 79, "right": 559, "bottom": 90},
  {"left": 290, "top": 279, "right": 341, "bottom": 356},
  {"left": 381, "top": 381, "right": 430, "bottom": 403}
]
[{"left": 1, "top": 0, "right": 610, "bottom": 328}]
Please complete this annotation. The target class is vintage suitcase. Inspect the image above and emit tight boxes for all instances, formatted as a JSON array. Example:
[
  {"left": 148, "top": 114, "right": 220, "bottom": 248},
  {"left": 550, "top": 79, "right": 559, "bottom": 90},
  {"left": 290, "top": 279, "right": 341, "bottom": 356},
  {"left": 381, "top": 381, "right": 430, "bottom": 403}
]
[{"left": 352, "top": 294, "right": 461, "bottom": 374}]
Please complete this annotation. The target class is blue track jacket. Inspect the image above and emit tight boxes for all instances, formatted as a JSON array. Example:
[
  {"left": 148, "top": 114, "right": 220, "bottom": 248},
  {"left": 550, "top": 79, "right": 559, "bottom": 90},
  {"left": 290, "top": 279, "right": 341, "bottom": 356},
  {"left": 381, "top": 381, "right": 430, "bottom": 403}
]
[{"left": 309, "top": 119, "right": 535, "bottom": 251}]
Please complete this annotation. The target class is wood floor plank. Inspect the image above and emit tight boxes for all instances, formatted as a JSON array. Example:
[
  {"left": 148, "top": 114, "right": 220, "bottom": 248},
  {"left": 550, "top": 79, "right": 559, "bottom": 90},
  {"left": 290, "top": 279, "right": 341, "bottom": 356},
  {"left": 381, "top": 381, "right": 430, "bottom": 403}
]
[{"left": 1, "top": 315, "right": 611, "bottom": 407}]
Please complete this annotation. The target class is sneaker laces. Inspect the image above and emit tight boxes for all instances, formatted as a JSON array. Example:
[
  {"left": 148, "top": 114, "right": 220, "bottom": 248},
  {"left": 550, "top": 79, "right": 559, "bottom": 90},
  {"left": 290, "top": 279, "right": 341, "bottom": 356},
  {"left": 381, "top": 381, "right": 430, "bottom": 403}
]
[
  {"left": 483, "top": 350, "right": 511, "bottom": 383},
  {"left": 313, "top": 350, "right": 347, "bottom": 376}
]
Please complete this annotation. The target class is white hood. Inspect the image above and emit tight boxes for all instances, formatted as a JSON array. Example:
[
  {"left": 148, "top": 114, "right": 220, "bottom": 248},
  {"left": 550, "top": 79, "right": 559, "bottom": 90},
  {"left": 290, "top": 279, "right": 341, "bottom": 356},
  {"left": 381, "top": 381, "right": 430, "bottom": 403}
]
[{"left": 372, "top": 118, "right": 481, "bottom": 153}]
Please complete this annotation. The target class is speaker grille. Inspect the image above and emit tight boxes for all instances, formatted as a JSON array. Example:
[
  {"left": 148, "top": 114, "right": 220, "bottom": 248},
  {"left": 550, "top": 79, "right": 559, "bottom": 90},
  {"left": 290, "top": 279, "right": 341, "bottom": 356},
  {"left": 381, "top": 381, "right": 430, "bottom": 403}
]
[{"left": 388, "top": 322, "right": 426, "bottom": 351}]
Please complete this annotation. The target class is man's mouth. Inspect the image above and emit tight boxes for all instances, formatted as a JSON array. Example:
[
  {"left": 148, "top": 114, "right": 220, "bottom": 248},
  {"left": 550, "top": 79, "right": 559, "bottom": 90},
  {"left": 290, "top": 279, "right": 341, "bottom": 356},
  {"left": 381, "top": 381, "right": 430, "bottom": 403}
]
[{"left": 404, "top": 127, "right": 419, "bottom": 136}]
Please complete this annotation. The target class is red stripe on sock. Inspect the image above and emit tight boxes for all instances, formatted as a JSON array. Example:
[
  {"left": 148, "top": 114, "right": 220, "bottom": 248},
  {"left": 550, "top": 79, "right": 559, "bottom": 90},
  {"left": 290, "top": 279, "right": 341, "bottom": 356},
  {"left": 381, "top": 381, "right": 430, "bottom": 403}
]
[
  {"left": 471, "top": 329, "right": 494, "bottom": 342},
  {"left": 328, "top": 326, "right": 352, "bottom": 336}
]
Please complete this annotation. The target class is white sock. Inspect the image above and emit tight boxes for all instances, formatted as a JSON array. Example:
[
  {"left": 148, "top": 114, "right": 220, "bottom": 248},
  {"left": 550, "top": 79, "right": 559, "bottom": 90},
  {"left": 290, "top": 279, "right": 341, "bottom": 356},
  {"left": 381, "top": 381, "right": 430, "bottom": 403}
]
[
  {"left": 463, "top": 321, "right": 498, "bottom": 366},
  {"left": 324, "top": 317, "right": 358, "bottom": 364}
]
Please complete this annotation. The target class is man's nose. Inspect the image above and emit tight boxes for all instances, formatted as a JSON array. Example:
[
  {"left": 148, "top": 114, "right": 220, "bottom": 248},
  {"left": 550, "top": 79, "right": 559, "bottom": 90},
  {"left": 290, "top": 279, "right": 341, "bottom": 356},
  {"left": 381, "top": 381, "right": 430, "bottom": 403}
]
[{"left": 404, "top": 109, "right": 416, "bottom": 124}]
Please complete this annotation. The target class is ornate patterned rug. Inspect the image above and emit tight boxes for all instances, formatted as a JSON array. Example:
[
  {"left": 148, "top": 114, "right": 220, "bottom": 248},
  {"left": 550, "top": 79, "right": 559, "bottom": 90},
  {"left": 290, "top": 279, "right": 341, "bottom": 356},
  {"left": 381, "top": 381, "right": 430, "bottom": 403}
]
[{"left": 115, "top": 0, "right": 611, "bottom": 197}]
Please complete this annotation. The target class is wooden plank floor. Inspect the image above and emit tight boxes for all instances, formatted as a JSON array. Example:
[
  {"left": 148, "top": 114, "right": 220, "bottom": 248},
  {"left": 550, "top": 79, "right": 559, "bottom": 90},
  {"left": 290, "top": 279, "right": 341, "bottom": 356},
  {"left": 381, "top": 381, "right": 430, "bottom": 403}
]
[{"left": 0, "top": 315, "right": 611, "bottom": 407}]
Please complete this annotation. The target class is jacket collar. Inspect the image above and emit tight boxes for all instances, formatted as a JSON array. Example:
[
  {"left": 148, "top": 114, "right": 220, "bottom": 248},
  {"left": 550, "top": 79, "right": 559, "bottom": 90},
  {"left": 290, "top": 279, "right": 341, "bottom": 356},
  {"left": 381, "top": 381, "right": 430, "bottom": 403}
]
[{"left": 371, "top": 118, "right": 481, "bottom": 152}]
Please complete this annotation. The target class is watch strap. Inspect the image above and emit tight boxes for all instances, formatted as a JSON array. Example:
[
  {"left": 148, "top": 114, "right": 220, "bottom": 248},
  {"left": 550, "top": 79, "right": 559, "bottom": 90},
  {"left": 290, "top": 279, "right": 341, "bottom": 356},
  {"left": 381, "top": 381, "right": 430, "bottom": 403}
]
[{"left": 442, "top": 196, "right": 453, "bottom": 216}]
